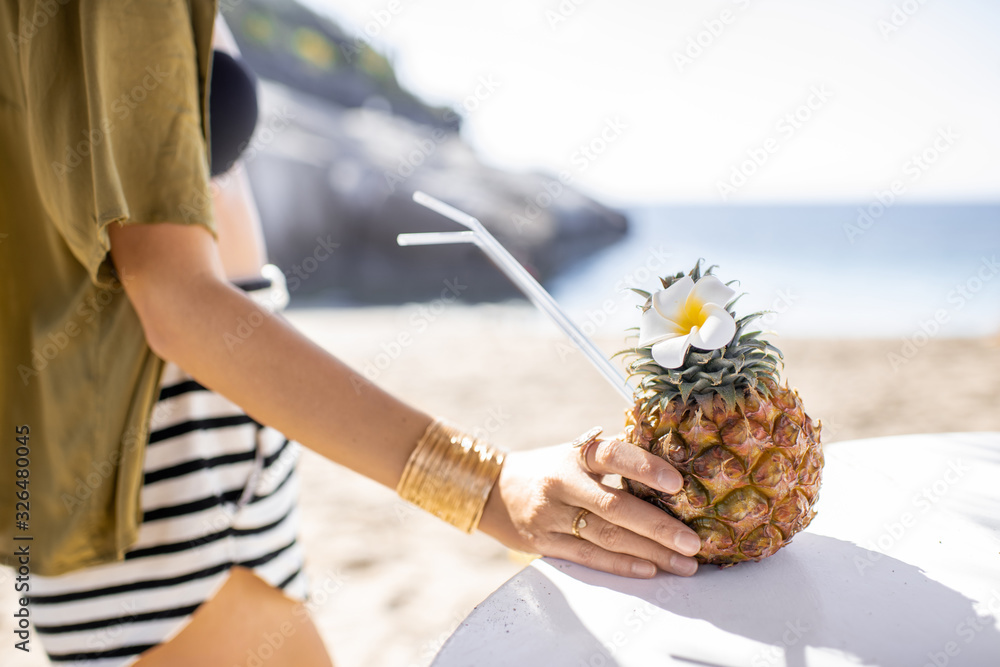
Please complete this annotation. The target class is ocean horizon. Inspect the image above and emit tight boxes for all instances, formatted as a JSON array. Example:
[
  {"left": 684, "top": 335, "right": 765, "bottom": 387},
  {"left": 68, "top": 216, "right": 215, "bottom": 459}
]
[
  {"left": 547, "top": 203, "right": 1000, "bottom": 340},
  {"left": 289, "top": 203, "right": 999, "bottom": 341}
]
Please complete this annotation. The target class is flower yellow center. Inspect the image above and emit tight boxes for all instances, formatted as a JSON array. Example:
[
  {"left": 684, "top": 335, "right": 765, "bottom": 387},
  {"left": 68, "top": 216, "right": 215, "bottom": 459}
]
[{"left": 675, "top": 296, "right": 708, "bottom": 332}]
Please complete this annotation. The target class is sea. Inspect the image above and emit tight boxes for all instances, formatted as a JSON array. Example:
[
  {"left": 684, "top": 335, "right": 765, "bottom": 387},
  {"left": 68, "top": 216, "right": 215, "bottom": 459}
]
[{"left": 548, "top": 204, "right": 1000, "bottom": 340}]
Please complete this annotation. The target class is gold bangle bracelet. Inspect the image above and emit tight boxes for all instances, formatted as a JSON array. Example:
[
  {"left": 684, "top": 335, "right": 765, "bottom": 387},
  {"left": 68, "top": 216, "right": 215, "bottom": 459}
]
[{"left": 396, "top": 418, "right": 506, "bottom": 533}]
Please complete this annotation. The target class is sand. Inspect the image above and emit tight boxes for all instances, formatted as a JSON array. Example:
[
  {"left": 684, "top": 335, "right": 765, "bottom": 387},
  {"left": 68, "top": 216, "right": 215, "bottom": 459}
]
[{"left": 3, "top": 304, "right": 998, "bottom": 667}]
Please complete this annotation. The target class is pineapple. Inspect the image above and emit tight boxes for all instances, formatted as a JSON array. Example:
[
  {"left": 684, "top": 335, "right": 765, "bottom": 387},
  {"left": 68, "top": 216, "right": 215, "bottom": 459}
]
[{"left": 619, "top": 262, "right": 823, "bottom": 566}]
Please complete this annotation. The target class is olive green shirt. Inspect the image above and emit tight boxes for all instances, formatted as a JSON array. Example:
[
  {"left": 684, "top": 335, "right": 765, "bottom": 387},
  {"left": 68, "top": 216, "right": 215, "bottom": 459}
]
[{"left": 1, "top": 0, "right": 218, "bottom": 575}]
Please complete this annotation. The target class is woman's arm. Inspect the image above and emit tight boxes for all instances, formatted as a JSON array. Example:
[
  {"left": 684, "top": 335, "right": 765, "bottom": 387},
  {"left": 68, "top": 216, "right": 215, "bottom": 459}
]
[
  {"left": 110, "top": 221, "right": 430, "bottom": 489},
  {"left": 109, "top": 221, "right": 700, "bottom": 577}
]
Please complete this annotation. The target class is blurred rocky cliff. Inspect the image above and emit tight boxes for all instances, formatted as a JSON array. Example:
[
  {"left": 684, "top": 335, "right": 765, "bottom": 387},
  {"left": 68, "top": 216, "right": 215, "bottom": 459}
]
[{"left": 224, "top": 0, "right": 628, "bottom": 302}]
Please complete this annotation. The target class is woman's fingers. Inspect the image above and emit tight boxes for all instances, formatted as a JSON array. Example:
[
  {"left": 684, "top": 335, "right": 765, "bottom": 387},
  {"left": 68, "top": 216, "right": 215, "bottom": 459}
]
[
  {"left": 584, "top": 438, "right": 684, "bottom": 495},
  {"left": 546, "top": 533, "right": 659, "bottom": 579},
  {"left": 481, "top": 445, "right": 703, "bottom": 578},
  {"left": 572, "top": 510, "right": 698, "bottom": 577},
  {"left": 580, "top": 482, "right": 703, "bottom": 558},
  {"left": 575, "top": 441, "right": 702, "bottom": 560}
]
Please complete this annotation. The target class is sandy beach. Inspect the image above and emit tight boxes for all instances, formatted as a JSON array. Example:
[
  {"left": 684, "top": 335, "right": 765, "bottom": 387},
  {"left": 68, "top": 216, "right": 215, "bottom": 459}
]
[{"left": 3, "top": 304, "right": 999, "bottom": 667}]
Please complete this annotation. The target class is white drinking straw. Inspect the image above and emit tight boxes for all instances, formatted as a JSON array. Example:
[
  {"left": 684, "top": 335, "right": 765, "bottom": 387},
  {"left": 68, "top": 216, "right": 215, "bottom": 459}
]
[{"left": 397, "top": 191, "right": 635, "bottom": 404}]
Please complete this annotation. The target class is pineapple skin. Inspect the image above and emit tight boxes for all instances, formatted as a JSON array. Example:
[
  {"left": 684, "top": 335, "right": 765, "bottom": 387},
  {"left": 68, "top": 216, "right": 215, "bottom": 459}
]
[{"left": 622, "top": 380, "right": 823, "bottom": 566}]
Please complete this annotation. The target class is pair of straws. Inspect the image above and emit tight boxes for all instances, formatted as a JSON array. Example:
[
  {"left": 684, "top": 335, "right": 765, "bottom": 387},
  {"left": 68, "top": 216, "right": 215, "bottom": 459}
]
[{"left": 399, "top": 192, "right": 635, "bottom": 404}]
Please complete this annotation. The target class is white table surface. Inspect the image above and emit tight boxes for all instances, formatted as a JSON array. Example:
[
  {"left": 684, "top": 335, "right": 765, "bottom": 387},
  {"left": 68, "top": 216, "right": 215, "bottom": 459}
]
[{"left": 434, "top": 432, "right": 1000, "bottom": 667}]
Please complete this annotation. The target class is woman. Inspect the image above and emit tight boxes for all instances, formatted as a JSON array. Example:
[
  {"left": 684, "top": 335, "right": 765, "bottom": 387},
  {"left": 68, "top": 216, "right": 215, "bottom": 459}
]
[{"left": 0, "top": 6, "right": 700, "bottom": 666}]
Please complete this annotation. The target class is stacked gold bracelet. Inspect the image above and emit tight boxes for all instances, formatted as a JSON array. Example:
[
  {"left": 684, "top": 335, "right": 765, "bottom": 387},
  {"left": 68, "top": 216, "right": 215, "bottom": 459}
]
[{"left": 396, "top": 418, "right": 506, "bottom": 533}]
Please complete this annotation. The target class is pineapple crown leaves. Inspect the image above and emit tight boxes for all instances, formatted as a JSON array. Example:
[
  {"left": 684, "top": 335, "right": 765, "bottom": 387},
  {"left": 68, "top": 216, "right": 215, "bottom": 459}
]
[{"left": 615, "top": 260, "right": 783, "bottom": 412}]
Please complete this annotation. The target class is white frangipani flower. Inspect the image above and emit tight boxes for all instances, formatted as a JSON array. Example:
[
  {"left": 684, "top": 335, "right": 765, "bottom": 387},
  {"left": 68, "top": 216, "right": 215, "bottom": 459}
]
[{"left": 638, "top": 275, "right": 737, "bottom": 369}]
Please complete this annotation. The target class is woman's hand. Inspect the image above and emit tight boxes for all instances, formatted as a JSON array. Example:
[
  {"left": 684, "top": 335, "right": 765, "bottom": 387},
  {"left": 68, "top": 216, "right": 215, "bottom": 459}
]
[{"left": 478, "top": 436, "right": 701, "bottom": 578}]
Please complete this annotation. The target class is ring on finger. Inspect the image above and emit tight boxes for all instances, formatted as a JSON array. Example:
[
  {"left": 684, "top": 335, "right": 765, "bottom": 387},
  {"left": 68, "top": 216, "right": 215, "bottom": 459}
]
[
  {"left": 571, "top": 508, "right": 591, "bottom": 539},
  {"left": 572, "top": 426, "right": 603, "bottom": 475}
]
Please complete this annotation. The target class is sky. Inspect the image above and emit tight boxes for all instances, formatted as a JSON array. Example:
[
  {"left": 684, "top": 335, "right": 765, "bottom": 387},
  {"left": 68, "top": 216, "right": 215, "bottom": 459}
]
[{"left": 304, "top": 0, "right": 1000, "bottom": 206}]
